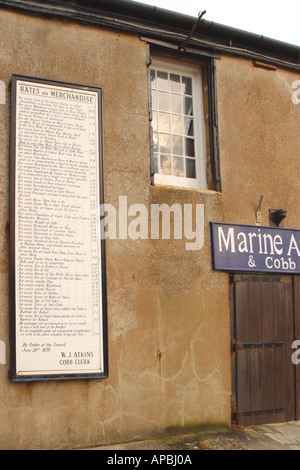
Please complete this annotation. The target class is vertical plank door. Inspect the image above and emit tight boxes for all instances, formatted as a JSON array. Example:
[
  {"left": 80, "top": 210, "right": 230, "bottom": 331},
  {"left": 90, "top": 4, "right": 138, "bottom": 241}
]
[{"left": 231, "top": 274, "right": 297, "bottom": 426}]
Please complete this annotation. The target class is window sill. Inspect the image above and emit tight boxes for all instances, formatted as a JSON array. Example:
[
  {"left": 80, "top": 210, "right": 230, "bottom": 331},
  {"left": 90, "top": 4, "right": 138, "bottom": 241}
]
[
  {"left": 151, "top": 180, "right": 221, "bottom": 195},
  {"left": 152, "top": 173, "right": 207, "bottom": 190}
]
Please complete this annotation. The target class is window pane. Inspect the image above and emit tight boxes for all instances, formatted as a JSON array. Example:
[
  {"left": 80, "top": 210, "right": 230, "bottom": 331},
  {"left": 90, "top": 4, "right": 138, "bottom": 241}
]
[
  {"left": 159, "top": 133, "right": 171, "bottom": 154},
  {"left": 182, "top": 76, "right": 192, "bottom": 95},
  {"left": 152, "top": 153, "right": 159, "bottom": 174},
  {"left": 185, "top": 138, "right": 195, "bottom": 157},
  {"left": 158, "top": 112, "right": 170, "bottom": 133},
  {"left": 173, "top": 156, "right": 184, "bottom": 176},
  {"left": 171, "top": 115, "right": 182, "bottom": 134},
  {"left": 170, "top": 94, "right": 182, "bottom": 114},
  {"left": 152, "top": 111, "right": 158, "bottom": 132},
  {"left": 184, "top": 117, "right": 194, "bottom": 136},
  {"left": 184, "top": 97, "right": 193, "bottom": 115},
  {"left": 151, "top": 90, "right": 157, "bottom": 110},
  {"left": 160, "top": 155, "right": 171, "bottom": 175},
  {"left": 158, "top": 91, "right": 169, "bottom": 112},
  {"left": 170, "top": 73, "right": 181, "bottom": 93},
  {"left": 157, "top": 71, "right": 168, "bottom": 91},
  {"left": 172, "top": 135, "right": 183, "bottom": 155},
  {"left": 150, "top": 69, "right": 156, "bottom": 88},
  {"left": 186, "top": 158, "right": 196, "bottom": 178},
  {"left": 153, "top": 132, "right": 159, "bottom": 151},
  {"left": 150, "top": 63, "right": 204, "bottom": 187}
]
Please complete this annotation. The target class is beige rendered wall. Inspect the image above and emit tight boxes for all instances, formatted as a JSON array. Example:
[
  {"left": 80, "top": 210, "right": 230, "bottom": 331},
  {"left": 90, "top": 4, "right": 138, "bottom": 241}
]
[{"left": 0, "top": 9, "right": 299, "bottom": 449}]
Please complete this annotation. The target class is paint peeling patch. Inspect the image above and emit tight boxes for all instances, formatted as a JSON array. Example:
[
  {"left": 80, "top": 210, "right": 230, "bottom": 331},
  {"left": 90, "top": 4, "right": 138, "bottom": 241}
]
[
  {"left": 0, "top": 340, "right": 6, "bottom": 364},
  {"left": 0, "top": 81, "right": 5, "bottom": 104}
]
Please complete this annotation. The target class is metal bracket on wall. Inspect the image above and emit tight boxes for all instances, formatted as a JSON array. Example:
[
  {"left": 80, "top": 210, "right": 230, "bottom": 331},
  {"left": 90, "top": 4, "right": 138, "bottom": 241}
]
[
  {"left": 178, "top": 10, "right": 206, "bottom": 51},
  {"left": 255, "top": 195, "right": 264, "bottom": 226}
]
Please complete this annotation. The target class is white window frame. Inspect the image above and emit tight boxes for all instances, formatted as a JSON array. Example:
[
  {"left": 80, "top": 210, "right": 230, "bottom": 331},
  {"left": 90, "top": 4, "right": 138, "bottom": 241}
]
[{"left": 150, "top": 58, "right": 207, "bottom": 190}]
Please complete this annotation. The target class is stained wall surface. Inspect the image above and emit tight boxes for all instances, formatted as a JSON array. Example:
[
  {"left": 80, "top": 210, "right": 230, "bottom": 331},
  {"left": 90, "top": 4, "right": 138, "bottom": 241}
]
[{"left": 0, "top": 9, "right": 299, "bottom": 449}]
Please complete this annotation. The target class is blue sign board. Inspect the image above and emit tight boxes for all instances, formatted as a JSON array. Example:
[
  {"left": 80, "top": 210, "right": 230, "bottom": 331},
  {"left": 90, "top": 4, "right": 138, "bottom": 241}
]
[{"left": 210, "top": 222, "right": 300, "bottom": 274}]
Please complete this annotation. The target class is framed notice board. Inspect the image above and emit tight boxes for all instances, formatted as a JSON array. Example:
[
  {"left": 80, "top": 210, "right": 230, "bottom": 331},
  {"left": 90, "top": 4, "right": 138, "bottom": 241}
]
[{"left": 9, "top": 75, "right": 108, "bottom": 381}]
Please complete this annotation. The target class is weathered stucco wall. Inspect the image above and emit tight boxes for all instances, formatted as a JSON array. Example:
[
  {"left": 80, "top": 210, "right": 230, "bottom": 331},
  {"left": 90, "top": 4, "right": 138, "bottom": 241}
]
[
  {"left": 217, "top": 55, "right": 300, "bottom": 228},
  {"left": 0, "top": 9, "right": 299, "bottom": 449}
]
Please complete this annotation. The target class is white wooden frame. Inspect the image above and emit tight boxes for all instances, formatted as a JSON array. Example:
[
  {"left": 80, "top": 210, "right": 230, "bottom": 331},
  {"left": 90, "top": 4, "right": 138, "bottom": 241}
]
[{"left": 150, "top": 58, "right": 207, "bottom": 190}]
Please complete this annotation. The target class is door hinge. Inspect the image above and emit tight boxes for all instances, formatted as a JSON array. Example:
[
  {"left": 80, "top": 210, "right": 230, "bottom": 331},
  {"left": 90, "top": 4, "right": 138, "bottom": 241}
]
[{"left": 232, "top": 341, "right": 283, "bottom": 353}]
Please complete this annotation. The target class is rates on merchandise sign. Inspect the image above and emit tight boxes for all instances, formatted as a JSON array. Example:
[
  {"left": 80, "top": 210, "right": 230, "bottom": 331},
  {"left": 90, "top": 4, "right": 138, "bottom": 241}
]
[{"left": 9, "top": 75, "right": 108, "bottom": 381}]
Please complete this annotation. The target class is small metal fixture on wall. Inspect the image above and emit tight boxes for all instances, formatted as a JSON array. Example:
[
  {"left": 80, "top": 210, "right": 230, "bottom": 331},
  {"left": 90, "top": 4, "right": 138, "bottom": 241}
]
[
  {"left": 269, "top": 209, "right": 287, "bottom": 227},
  {"left": 255, "top": 195, "right": 264, "bottom": 226}
]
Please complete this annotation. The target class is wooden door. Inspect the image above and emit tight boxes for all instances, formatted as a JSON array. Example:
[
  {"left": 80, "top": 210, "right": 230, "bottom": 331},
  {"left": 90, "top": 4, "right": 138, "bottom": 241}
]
[{"left": 231, "top": 274, "right": 299, "bottom": 426}]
